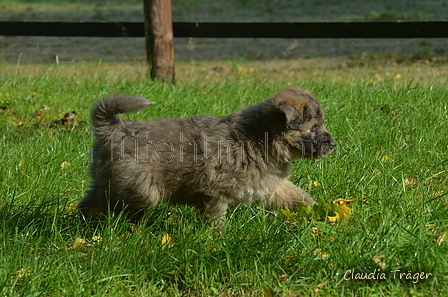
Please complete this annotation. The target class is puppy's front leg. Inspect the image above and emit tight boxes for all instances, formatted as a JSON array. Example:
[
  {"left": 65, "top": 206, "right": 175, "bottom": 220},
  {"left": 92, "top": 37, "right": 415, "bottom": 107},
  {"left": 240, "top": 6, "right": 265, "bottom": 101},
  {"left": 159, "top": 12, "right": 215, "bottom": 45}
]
[
  {"left": 269, "top": 180, "right": 317, "bottom": 209},
  {"left": 200, "top": 196, "right": 229, "bottom": 227}
]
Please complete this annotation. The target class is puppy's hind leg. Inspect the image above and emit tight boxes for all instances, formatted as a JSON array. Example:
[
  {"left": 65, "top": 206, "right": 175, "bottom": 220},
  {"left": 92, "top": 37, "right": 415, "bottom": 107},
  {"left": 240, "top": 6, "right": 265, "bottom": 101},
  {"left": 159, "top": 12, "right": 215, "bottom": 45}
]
[
  {"left": 269, "top": 180, "right": 317, "bottom": 209},
  {"left": 78, "top": 183, "right": 109, "bottom": 222}
]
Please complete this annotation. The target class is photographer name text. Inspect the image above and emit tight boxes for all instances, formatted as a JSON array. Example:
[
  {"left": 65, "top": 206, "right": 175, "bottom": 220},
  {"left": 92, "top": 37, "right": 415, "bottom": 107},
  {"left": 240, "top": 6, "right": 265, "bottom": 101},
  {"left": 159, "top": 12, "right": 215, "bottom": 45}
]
[{"left": 344, "top": 269, "right": 432, "bottom": 283}]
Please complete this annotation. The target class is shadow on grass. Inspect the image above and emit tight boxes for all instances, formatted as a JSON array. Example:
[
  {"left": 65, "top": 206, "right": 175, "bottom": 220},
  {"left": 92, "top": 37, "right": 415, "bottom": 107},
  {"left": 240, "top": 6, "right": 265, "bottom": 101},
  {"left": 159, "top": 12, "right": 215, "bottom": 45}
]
[{"left": 0, "top": 194, "right": 79, "bottom": 237}]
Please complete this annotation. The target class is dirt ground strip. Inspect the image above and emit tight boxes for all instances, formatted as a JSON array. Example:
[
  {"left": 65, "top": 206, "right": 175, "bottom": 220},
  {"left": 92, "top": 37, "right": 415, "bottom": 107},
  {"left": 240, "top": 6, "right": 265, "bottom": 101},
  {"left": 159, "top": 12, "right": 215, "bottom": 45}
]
[{"left": 1, "top": 35, "right": 448, "bottom": 64}]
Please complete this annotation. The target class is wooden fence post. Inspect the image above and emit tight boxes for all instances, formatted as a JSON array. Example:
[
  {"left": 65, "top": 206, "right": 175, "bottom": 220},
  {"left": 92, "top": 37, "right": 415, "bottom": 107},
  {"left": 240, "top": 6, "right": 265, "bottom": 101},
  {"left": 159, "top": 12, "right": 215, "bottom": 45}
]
[{"left": 143, "top": 0, "right": 175, "bottom": 82}]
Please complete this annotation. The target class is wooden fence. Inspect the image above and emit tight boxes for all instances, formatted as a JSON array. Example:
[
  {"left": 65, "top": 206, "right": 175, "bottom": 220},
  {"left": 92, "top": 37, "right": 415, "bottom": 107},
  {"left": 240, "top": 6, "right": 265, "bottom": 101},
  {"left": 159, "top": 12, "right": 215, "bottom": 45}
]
[{"left": 1, "top": 21, "right": 447, "bottom": 38}]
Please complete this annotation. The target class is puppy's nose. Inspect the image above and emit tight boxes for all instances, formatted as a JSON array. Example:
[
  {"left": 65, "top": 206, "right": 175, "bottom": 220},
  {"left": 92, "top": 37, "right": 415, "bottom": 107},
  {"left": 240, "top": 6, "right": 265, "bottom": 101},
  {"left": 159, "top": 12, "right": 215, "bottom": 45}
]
[{"left": 330, "top": 140, "right": 337, "bottom": 149}]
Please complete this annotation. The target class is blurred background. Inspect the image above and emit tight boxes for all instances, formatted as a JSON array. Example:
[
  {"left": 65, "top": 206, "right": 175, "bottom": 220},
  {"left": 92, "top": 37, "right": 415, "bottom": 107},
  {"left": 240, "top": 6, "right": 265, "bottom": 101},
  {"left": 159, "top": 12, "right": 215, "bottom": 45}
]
[{"left": 0, "top": 0, "right": 447, "bottom": 63}]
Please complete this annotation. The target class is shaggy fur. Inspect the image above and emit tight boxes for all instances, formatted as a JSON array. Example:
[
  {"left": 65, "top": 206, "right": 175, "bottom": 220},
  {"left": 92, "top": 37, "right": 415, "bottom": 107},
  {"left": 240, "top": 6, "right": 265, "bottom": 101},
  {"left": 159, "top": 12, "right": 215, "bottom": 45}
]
[{"left": 78, "top": 87, "right": 337, "bottom": 225}]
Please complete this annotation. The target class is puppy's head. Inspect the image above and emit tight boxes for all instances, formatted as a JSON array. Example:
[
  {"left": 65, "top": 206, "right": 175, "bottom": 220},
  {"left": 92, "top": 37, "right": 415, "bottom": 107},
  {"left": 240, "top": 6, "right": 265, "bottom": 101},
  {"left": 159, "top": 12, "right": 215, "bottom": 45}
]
[{"left": 268, "top": 87, "right": 337, "bottom": 159}]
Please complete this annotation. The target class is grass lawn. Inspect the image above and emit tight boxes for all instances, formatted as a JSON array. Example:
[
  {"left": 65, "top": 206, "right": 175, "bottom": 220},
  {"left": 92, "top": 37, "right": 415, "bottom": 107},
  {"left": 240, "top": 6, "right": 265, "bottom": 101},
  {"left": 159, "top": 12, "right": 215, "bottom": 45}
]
[{"left": 0, "top": 59, "right": 447, "bottom": 296}]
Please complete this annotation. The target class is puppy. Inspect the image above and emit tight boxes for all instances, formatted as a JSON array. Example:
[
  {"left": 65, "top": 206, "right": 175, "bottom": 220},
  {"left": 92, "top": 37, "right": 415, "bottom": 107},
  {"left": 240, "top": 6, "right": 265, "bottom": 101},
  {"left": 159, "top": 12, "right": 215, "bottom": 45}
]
[{"left": 78, "top": 87, "right": 337, "bottom": 225}]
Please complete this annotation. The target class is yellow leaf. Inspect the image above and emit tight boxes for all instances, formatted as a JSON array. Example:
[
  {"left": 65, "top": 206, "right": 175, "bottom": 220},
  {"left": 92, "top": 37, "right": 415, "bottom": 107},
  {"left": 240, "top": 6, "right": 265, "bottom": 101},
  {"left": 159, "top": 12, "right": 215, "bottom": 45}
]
[
  {"left": 72, "top": 237, "right": 86, "bottom": 249},
  {"left": 15, "top": 269, "right": 32, "bottom": 278},
  {"left": 263, "top": 285, "right": 276, "bottom": 297},
  {"left": 71, "top": 236, "right": 101, "bottom": 250},
  {"left": 237, "top": 66, "right": 248, "bottom": 76},
  {"left": 92, "top": 236, "right": 102, "bottom": 243},
  {"left": 333, "top": 198, "right": 356, "bottom": 203},
  {"left": 404, "top": 177, "right": 418, "bottom": 186},
  {"left": 313, "top": 248, "right": 330, "bottom": 259},
  {"left": 314, "top": 281, "right": 328, "bottom": 292},
  {"left": 161, "top": 233, "right": 174, "bottom": 249},
  {"left": 329, "top": 199, "right": 353, "bottom": 222},
  {"left": 161, "top": 233, "right": 173, "bottom": 244},
  {"left": 130, "top": 225, "right": 141, "bottom": 233},
  {"left": 278, "top": 274, "right": 288, "bottom": 283},
  {"left": 328, "top": 213, "right": 339, "bottom": 223},
  {"left": 206, "top": 246, "right": 218, "bottom": 252},
  {"left": 285, "top": 252, "right": 294, "bottom": 258},
  {"left": 312, "top": 180, "right": 321, "bottom": 187},
  {"left": 437, "top": 232, "right": 446, "bottom": 246},
  {"left": 65, "top": 203, "right": 77, "bottom": 214},
  {"left": 426, "top": 224, "right": 437, "bottom": 235},
  {"left": 335, "top": 202, "right": 351, "bottom": 221},
  {"left": 430, "top": 189, "right": 445, "bottom": 198},
  {"left": 279, "top": 207, "right": 296, "bottom": 222},
  {"left": 381, "top": 154, "right": 393, "bottom": 162},
  {"left": 60, "top": 161, "right": 70, "bottom": 169},
  {"left": 372, "top": 254, "right": 387, "bottom": 269}
]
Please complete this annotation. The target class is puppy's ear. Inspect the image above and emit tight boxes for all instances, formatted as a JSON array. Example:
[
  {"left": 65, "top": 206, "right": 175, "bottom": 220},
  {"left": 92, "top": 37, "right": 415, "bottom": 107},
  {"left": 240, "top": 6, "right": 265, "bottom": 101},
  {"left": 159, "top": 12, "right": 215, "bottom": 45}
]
[{"left": 278, "top": 102, "right": 303, "bottom": 130}]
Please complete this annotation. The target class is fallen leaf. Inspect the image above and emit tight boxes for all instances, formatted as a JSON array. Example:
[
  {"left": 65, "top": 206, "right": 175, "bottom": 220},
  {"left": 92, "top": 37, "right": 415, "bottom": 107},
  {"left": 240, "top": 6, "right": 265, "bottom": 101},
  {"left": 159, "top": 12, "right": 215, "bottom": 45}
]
[
  {"left": 373, "top": 254, "right": 387, "bottom": 269},
  {"left": 335, "top": 202, "right": 351, "bottom": 221},
  {"left": 161, "top": 233, "right": 174, "bottom": 249},
  {"left": 60, "top": 161, "right": 70, "bottom": 169},
  {"left": 381, "top": 154, "right": 393, "bottom": 162},
  {"left": 404, "top": 177, "right": 419, "bottom": 186},
  {"left": 237, "top": 66, "right": 248, "bottom": 76},
  {"left": 92, "top": 236, "right": 102, "bottom": 243},
  {"left": 437, "top": 232, "right": 446, "bottom": 246},
  {"left": 130, "top": 225, "right": 141, "bottom": 233},
  {"left": 71, "top": 236, "right": 102, "bottom": 250},
  {"left": 314, "top": 248, "right": 330, "bottom": 259},
  {"left": 328, "top": 199, "right": 353, "bottom": 222},
  {"left": 426, "top": 224, "right": 438, "bottom": 236},
  {"left": 285, "top": 252, "right": 294, "bottom": 258},
  {"left": 65, "top": 203, "right": 77, "bottom": 213},
  {"left": 328, "top": 213, "right": 339, "bottom": 223},
  {"left": 279, "top": 207, "right": 296, "bottom": 221},
  {"left": 206, "top": 246, "right": 219, "bottom": 252},
  {"left": 262, "top": 285, "right": 276, "bottom": 297},
  {"left": 15, "top": 269, "right": 32, "bottom": 278},
  {"left": 314, "top": 281, "right": 328, "bottom": 292},
  {"left": 50, "top": 110, "right": 80, "bottom": 130},
  {"left": 72, "top": 237, "right": 86, "bottom": 249}
]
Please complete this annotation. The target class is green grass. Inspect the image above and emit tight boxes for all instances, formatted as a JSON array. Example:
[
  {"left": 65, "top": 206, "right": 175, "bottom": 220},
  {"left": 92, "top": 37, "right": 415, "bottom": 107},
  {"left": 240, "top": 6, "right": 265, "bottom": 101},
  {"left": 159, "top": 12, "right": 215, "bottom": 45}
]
[
  {"left": 0, "top": 61, "right": 447, "bottom": 296},
  {"left": 1, "top": 0, "right": 446, "bottom": 21}
]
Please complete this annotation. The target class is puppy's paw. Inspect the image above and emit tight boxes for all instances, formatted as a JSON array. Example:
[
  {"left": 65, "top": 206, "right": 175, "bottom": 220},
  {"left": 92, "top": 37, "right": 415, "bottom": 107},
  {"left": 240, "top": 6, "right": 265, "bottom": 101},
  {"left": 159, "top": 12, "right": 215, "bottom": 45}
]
[{"left": 302, "top": 192, "right": 317, "bottom": 205}]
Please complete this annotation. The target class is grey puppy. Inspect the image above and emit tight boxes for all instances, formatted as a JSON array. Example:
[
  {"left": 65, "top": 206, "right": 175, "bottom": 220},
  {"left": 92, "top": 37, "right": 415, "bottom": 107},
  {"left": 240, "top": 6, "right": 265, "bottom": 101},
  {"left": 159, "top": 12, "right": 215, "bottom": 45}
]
[{"left": 78, "top": 87, "right": 337, "bottom": 225}]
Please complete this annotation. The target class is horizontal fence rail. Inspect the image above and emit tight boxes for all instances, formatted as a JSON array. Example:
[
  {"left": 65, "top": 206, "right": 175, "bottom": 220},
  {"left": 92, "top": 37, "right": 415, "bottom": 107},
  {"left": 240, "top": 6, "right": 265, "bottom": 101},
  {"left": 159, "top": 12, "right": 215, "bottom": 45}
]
[{"left": 1, "top": 21, "right": 447, "bottom": 38}]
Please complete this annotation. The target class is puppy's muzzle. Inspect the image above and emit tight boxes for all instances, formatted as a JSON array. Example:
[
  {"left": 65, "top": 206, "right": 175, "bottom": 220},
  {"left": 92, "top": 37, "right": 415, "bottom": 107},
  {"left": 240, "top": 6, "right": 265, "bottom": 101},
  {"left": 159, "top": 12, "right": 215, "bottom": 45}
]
[{"left": 321, "top": 139, "right": 337, "bottom": 154}]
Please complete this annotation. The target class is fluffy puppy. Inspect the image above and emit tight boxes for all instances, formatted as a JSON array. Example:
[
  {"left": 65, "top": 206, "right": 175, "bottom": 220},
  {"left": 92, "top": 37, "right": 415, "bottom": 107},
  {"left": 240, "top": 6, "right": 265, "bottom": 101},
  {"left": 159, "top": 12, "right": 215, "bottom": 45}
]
[{"left": 78, "top": 87, "right": 337, "bottom": 225}]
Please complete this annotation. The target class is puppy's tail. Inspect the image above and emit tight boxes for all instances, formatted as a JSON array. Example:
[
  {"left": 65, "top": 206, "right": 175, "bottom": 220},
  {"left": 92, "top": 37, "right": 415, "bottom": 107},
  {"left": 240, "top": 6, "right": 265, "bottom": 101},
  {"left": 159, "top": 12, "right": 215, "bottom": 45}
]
[{"left": 91, "top": 94, "right": 153, "bottom": 140}]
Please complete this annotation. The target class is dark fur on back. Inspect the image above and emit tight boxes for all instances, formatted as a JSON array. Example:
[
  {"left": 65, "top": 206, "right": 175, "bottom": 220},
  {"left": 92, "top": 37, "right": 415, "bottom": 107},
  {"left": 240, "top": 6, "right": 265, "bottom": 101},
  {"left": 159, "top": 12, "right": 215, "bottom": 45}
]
[{"left": 79, "top": 87, "right": 337, "bottom": 225}]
